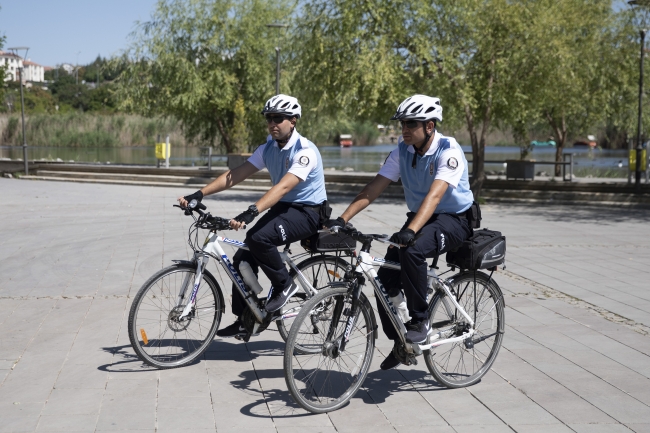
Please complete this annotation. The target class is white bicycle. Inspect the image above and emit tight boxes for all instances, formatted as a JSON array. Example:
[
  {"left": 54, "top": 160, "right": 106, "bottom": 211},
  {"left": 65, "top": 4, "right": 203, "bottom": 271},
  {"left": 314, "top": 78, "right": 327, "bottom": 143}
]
[
  {"left": 284, "top": 226, "right": 506, "bottom": 413},
  {"left": 128, "top": 200, "right": 351, "bottom": 369}
]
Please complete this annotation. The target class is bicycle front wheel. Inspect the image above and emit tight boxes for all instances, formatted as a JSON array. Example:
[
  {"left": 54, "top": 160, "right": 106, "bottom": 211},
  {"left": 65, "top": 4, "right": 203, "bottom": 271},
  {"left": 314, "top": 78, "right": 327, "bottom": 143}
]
[
  {"left": 277, "top": 254, "right": 349, "bottom": 344},
  {"left": 128, "top": 263, "right": 223, "bottom": 369},
  {"left": 284, "top": 285, "right": 375, "bottom": 413},
  {"left": 424, "top": 271, "right": 505, "bottom": 388}
]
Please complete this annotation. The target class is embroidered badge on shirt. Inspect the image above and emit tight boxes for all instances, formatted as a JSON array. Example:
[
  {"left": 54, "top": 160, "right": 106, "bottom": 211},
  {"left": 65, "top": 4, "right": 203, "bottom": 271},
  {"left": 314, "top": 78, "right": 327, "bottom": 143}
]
[
  {"left": 429, "top": 162, "right": 435, "bottom": 176},
  {"left": 298, "top": 156, "right": 310, "bottom": 166},
  {"left": 447, "top": 157, "right": 458, "bottom": 170}
]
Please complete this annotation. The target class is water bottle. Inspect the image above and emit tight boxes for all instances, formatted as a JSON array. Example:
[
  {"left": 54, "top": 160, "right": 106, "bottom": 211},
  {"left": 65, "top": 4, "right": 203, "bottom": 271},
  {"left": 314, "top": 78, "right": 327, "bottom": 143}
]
[
  {"left": 239, "top": 261, "right": 263, "bottom": 295},
  {"left": 390, "top": 292, "right": 411, "bottom": 323}
]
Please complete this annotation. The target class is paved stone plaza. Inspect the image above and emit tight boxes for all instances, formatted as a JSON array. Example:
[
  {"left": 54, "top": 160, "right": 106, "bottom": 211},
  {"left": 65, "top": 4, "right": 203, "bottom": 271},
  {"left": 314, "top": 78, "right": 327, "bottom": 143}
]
[{"left": 1, "top": 177, "right": 650, "bottom": 433}]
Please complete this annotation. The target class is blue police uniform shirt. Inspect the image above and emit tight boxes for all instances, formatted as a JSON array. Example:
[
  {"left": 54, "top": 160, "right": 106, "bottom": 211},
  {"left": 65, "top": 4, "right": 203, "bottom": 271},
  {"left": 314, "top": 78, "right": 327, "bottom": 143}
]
[
  {"left": 378, "top": 131, "right": 474, "bottom": 214},
  {"left": 247, "top": 130, "right": 327, "bottom": 206}
]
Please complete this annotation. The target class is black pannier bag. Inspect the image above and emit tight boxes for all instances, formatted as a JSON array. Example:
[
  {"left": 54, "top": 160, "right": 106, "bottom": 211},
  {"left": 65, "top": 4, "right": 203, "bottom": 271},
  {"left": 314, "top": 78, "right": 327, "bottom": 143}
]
[
  {"left": 446, "top": 229, "right": 506, "bottom": 270},
  {"left": 301, "top": 230, "right": 356, "bottom": 253}
]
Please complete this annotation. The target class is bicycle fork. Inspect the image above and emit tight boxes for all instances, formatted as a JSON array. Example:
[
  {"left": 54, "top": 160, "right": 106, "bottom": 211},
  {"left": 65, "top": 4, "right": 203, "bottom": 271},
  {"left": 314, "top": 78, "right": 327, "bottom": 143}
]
[{"left": 178, "top": 254, "right": 209, "bottom": 320}]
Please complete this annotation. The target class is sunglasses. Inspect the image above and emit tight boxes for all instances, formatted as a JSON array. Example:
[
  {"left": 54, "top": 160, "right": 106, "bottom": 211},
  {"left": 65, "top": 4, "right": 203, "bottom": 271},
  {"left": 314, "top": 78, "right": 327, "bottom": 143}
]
[
  {"left": 400, "top": 120, "right": 421, "bottom": 130},
  {"left": 265, "top": 115, "right": 288, "bottom": 124}
]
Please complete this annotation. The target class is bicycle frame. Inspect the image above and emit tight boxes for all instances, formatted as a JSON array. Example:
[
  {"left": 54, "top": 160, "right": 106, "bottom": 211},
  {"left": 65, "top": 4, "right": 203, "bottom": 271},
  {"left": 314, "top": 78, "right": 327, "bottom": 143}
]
[
  {"left": 177, "top": 232, "right": 319, "bottom": 330},
  {"left": 352, "top": 249, "right": 476, "bottom": 353}
]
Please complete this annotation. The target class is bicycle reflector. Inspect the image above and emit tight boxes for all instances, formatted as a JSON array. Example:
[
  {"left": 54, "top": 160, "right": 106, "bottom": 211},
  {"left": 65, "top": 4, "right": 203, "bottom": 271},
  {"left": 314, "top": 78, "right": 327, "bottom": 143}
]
[
  {"left": 140, "top": 329, "right": 149, "bottom": 345},
  {"left": 327, "top": 270, "right": 341, "bottom": 278}
]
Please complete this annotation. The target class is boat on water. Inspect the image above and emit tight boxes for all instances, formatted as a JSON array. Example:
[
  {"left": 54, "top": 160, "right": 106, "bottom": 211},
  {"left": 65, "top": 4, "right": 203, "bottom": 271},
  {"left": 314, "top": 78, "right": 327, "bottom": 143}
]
[{"left": 339, "top": 134, "right": 353, "bottom": 148}]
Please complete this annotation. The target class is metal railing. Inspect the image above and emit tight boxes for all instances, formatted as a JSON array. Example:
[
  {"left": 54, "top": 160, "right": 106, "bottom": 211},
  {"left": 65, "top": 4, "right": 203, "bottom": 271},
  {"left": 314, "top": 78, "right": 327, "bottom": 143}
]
[{"left": 467, "top": 154, "right": 574, "bottom": 182}]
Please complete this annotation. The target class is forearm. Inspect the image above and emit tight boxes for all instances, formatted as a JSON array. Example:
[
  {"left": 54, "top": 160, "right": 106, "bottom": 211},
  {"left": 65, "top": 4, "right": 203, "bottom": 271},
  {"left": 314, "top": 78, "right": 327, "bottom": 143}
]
[
  {"left": 406, "top": 179, "right": 449, "bottom": 233},
  {"left": 407, "top": 197, "right": 441, "bottom": 233},
  {"left": 340, "top": 180, "right": 386, "bottom": 222},
  {"left": 201, "top": 162, "right": 257, "bottom": 196},
  {"left": 254, "top": 183, "right": 293, "bottom": 212}
]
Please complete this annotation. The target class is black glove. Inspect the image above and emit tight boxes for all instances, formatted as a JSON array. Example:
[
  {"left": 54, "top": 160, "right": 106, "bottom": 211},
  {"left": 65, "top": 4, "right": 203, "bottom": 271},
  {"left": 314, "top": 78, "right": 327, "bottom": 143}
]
[
  {"left": 183, "top": 190, "right": 204, "bottom": 205},
  {"left": 324, "top": 217, "right": 346, "bottom": 230},
  {"left": 389, "top": 228, "right": 417, "bottom": 247},
  {"left": 233, "top": 205, "right": 260, "bottom": 225}
]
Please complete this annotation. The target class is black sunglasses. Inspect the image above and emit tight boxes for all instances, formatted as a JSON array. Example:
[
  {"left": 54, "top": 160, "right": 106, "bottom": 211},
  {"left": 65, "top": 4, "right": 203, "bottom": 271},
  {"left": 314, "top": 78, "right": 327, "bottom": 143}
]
[
  {"left": 400, "top": 120, "right": 421, "bottom": 129},
  {"left": 265, "top": 115, "right": 288, "bottom": 124}
]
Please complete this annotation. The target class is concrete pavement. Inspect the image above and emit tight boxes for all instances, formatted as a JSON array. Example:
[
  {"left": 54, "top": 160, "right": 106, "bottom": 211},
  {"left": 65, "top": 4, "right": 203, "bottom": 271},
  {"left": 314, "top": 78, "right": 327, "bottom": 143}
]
[{"left": 1, "top": 178, "right": 649, "bottom": 432}]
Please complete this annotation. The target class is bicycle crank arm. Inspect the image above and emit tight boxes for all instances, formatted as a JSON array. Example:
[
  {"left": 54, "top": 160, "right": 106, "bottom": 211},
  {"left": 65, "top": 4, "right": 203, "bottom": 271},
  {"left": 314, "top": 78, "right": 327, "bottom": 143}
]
[{"left": 418, "top": 329, "right": 475, "bottom": 350}]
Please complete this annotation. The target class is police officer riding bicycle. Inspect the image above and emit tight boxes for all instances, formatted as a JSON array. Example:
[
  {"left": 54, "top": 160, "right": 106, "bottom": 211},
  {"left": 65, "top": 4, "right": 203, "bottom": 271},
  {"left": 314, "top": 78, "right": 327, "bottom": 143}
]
[
  {"left": 325, "top": 94, "right": 475, "bottom": 370},
  {"left": 178, "top": 94, "right": 328, "bottom": 338}
]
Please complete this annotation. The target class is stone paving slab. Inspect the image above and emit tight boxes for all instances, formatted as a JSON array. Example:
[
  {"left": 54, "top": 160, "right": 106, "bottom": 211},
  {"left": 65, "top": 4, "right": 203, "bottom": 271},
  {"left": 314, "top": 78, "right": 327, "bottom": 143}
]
[{"left": 1, "top": 178, "right": 649, "bottom": 432}]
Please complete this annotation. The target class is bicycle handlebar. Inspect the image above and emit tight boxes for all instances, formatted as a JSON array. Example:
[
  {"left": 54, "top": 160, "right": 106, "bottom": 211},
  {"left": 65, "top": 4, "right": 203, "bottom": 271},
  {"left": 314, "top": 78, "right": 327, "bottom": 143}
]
[
  {"left": 321, "top": 226, "right": 401, "bottom": 249},
  {"left": 174, "top": 203, "right": 232, "bottom": 231}
]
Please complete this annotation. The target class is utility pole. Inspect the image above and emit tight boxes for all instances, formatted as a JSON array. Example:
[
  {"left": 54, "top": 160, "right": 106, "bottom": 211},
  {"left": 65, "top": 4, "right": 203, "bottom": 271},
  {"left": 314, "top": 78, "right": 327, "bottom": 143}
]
[
  {"left": 266, "top": 23, "right": 288, "bottom": 95},
  {"left": 636, "top": 29, "right": 646, "bottom": 192},
  {"left": 8, "top": 46, "right": 30, "bottom": 175}
]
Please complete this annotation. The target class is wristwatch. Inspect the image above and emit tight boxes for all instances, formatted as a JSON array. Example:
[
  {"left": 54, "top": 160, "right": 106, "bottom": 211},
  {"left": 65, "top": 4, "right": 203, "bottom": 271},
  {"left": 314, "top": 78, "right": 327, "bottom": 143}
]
[{"left": 247, "top": 204, "right": 260, "bottom": 217}]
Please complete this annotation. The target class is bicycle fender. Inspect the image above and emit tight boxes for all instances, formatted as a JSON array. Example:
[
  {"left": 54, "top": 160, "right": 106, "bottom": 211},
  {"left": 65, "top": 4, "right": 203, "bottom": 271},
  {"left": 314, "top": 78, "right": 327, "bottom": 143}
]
[{"left": 172, "top": 259, "right": 195, "bottom": 266}]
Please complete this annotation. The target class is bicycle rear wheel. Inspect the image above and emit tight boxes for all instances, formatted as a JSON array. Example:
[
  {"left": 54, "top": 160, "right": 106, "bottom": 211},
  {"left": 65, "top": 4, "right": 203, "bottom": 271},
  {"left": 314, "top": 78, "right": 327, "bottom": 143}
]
[
  {"left": 424, "top": 271, "right": 505, "bottom": 388},
  {"left": 284, "top": 285, "right": 375, "bottom": 413},
  {"left": 128, "top": 263, "right": 223, "bottom": 369},
  {"left": 277, "top": 255, "right": 349, "bottom": 343}
]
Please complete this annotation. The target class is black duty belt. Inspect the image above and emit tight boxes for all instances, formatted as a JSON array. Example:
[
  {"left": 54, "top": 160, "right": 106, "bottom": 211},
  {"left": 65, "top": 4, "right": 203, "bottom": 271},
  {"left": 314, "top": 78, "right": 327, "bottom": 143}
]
[{"left": 280, "top": 202, "right": 322, "bottom": 213}]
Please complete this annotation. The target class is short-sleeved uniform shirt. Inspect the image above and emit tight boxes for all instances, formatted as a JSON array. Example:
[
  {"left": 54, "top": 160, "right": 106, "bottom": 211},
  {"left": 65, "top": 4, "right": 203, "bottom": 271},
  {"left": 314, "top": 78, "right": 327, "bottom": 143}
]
[
  {"left": 247, "top": 130, "right": 327, "bottom": 206},
  {"left": 378, "top": 131, "right": 474, "bottom": 214}
]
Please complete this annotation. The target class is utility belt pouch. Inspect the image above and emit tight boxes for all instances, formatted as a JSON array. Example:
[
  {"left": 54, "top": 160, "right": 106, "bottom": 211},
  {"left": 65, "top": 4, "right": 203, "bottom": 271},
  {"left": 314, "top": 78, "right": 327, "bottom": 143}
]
[
  {"left": 319, "top": 200, "right": 333, "bottom": 226},
  {"left": 466, "top": 201, "right": 482, "bottom": 229},
  {"left": 446, "top": 229, "right": 505, "bottom": 270}
]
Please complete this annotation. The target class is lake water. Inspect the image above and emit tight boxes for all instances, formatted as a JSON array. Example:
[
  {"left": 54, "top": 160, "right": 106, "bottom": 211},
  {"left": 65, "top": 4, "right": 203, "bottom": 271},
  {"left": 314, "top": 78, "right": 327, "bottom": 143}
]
[{"left": 0, "top": 144, "right": 632, "bottom": 177}]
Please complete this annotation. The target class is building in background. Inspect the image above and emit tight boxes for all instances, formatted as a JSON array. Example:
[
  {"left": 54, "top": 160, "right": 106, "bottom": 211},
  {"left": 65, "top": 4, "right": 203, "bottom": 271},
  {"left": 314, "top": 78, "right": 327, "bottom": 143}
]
[
  {"left": 0, "top": 51, "right": 24, "bottom": 81},
  {"left": 23, "top": 60, "right": 45, "bottom": 82},
  {"left": 0, "top": 52, "right": 47, "bottom": 82}
]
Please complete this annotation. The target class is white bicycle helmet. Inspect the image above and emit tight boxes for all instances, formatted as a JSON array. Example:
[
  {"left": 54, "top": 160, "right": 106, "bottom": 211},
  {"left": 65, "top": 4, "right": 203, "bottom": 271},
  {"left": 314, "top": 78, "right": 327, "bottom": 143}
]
[
  {"left": 390, "top": 95, "right": 443, "bottom": 122},
  {"left": 261, "top": 94, "right": 302, "bottom": 119}
]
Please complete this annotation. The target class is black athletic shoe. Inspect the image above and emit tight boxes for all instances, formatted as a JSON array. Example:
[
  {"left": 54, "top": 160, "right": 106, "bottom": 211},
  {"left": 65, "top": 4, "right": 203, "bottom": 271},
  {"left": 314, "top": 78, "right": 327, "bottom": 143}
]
[
  {"left": 216, "top": 319, "right": 246, "bottom": 338},
  {"left": 405, "top": 318, "right": 431, "bottom": 344},
  {"left": 265, "top": 282, "right": 299, "bottom": 313},
  {"left": 380, "top": 350, "right": 401, "bottom": 371}
]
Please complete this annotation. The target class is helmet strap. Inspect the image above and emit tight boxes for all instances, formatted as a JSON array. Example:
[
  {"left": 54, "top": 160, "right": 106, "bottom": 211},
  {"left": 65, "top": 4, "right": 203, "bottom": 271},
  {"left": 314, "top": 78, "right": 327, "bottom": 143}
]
[
  {"left": 276, "top": 127, "right": 294, "bottom": 146},
  {"left": 411, "top": 122, "right": 434, "bottom": 168}
]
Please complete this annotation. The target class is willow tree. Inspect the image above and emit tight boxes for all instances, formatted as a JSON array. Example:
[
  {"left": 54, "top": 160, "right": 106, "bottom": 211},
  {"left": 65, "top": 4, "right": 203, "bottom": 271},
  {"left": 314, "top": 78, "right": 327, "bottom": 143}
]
[
  {"left": 115, "top": 0, "right": 294, "bottom": 152},
  {"left": 295, "top": 0, "right": 534, "bottom": 197},
  {"left": 508, "top": 0, "right": 627, "bottom": 175}
]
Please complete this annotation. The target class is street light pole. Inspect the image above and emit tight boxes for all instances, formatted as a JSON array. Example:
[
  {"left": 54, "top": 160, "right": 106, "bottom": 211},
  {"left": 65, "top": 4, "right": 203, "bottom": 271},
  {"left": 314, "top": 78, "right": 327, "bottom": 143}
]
[
  {"left": 8, "top": 46, "right": 30, "bottom": 175},
  {"left": 636, "top": 29, "right": 646, "bottom": 192},
  {"left": 275, "top": 47, "right": 280, "bottom": 94},
  {"left": 266, "top": 23, "right": 288, "bottom": 95}
]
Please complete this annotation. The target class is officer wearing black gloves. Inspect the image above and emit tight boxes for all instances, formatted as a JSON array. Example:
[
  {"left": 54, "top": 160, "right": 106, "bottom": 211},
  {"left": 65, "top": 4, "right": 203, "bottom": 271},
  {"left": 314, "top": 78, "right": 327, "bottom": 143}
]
[
  {"left": 325, "top": 95, "right": 474, "bottom": 370},
  {"left": 178, "top": 94, "right": 328, "bottom": 338}
]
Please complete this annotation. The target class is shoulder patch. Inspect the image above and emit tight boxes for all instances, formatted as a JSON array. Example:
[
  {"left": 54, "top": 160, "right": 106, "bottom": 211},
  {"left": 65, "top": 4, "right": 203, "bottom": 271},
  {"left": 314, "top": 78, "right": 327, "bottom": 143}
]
[
  {"left": 447, "top": 157, "right": 458, "bottom": 170},
  {"left": 298, "top": 155, "right": 310, "bottom": 166}
]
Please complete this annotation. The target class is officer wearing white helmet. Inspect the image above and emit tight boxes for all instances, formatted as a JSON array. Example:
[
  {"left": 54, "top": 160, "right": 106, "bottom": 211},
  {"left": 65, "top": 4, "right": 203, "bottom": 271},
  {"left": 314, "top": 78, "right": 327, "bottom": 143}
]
[
  {"left": 179, "top": 94, "right": 328, "bottom": 338},
  {"left": 325, "top": 94, "right": 475, "bottom": 370}
]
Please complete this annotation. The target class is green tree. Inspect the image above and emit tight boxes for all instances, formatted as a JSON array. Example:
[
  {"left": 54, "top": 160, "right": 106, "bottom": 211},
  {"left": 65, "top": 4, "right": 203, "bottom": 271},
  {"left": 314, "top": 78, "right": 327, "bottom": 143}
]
[
  {"left": 295, "top": 0, "right": 534, "bottom": 196},
  {"left": 116, "top": 0, "right": 294, "bottom": 152}
]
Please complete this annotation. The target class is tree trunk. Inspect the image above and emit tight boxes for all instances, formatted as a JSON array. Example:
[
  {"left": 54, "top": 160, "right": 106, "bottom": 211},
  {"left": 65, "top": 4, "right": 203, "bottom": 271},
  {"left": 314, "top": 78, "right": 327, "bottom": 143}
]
[
  {"left": 546, "top": 112, "right": 567, "bottom": 176},
  {"left": 465, "top": 105, "right": 485, "bottom": 198},
  {"left": 215, "top": 117, "right": 233, "bottom": 153}
]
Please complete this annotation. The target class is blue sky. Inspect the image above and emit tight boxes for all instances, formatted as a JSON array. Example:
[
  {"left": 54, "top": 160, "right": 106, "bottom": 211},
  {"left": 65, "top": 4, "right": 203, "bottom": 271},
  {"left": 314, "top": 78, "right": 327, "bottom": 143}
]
[{"left": 0, "top": 0, "right": 159, "bottom": 67}]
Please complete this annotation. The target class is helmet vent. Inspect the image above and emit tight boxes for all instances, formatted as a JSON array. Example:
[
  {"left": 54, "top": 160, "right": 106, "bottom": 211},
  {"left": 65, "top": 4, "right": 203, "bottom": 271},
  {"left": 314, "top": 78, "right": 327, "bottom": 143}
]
[{"left": 411, "top": 104, "right": 423, "bottom": 113}]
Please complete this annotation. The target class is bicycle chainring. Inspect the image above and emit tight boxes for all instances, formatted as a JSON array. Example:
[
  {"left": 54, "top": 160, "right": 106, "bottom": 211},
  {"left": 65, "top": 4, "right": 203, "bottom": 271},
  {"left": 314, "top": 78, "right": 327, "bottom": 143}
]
[
  {"left": 241, "top": 299, "right": 272, "bottom": 336},
  {"left": 393, "top": 342, "right": 418, "bottom": 366}
]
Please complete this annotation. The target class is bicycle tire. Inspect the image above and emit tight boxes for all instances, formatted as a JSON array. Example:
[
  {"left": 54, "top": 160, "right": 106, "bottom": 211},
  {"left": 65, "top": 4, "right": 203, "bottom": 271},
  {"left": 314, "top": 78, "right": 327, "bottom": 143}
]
[
  {"left": 277, "top": 255, "right": 349, "bottom": 344},
  {"left": 128, "top": 263, "right": 223, "bottom": 369},
  {"left": 284, "top": 285, "right": 375, "bottom": 413},
  {"left": 424, "top": 271, "right": 505, "bottom": 388}
]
